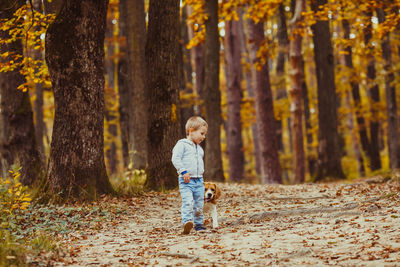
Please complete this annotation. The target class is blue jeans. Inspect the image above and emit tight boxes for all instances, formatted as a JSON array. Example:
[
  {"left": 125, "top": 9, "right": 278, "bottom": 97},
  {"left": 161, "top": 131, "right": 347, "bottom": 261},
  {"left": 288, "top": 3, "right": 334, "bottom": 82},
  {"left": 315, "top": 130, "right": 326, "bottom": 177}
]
[{"left": 179, "top": 177, "right": 204, "bottom": 226}]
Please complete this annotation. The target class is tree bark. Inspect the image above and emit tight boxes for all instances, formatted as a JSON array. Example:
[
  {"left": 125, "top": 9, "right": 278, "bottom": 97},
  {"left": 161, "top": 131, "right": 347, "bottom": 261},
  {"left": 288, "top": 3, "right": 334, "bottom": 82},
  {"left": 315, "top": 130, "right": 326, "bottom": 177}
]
[
  {"left": 275, "top": 3, "right": 290, "bottom": 153},
  {"left": 43, "top": 0, "right": 63, "bottom": 15},
  {"left": 126, "top": 0, "right": 148, "bottom": 169},
  {"left": 34, "top": 80, "right": 45, "bottom": 157},
  {"left": 203, "top": 0, "right": 225, "bottom": 182},
  {"left": 238, "top": 11, "right": 261, "bottom": 176},
  {"left": 186, "top": 5, "right": 204, "bottom": 116},
  {"left": 224, "top": 18, "right": 244, "bottom": 182},
  {"left": 0, "top": 0, "right": 44, "bottom": 186},
  {"left": 104, "top": 7, "right": 118, "bottom": 174},
  {"left": 300, "top": 56, "right": 316, "bottom": 177},
  {"left": 364, "top": 11, "right": 382, "bottom": 171},
  {"left": 311, "top": 0, "right": 345, "bottom": 180},
  {"left": 145, "top": 0, "right": 181, "bottom": 190},
  {"left": 248, "top": 19, "right": 282, "bottom": 184},
  {"left": 339, "top": 20, "right": 365, "bottom": 177},
  {"left": 32, "top": 0, "right": 45, "bottom": 158},
  {"left": 288, "top": 0, "right": 306, "bottom": 183},
  {"left": 363, "top": 11, "right": 381, "bottom": 171},
  {"left": 45, "top": 0, "right": 114, "bottom": 200},
  {"left": 117, "top": 0, "right": 130, "bottom": 168},
  {"left": 179, "top": 5, "right": 194, "bottom": 136},
  {"left": 341, "top": 19, "right": 371, "bottom": 165},
  {"left": 377, "top": 8, "right": 399, "bottom": 170}
]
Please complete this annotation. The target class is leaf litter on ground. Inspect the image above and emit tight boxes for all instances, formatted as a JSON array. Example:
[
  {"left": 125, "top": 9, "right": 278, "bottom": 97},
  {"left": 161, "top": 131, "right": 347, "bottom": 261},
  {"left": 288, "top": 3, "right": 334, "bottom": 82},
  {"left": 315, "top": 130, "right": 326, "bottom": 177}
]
[{"left": 29, "top": 177, "right": 400, "bottom": 266}]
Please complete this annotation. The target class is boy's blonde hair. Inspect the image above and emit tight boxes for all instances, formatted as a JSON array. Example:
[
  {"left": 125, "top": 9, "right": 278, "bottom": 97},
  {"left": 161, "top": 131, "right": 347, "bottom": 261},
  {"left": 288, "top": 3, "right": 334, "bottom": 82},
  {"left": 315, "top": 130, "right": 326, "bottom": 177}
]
[{"left": 185, "top": 116, "right": 208, "bottom": 136}]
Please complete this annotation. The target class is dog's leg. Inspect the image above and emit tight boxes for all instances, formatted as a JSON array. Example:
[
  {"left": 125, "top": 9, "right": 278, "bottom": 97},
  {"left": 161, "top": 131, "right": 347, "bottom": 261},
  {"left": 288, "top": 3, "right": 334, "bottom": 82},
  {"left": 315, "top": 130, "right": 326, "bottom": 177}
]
[{"left": 211, "top": 204, "right": 218, "bottom": 228}]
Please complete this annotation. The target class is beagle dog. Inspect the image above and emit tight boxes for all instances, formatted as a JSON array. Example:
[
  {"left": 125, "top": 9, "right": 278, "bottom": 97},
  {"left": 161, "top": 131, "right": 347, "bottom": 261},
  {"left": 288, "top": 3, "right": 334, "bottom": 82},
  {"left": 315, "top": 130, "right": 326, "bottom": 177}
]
[{"left": 203, "top": 182, "right": 221, "bottom": 228}]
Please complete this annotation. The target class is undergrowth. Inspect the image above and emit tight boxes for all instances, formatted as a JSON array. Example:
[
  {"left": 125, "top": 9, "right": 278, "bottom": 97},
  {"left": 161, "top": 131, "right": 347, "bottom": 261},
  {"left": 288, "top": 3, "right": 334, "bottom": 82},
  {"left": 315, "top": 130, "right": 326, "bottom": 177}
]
[
  {"left": 0, "top": 165, "right": 130, "bottom": 266},
  {"left": 110, "top": 165, "right": 147, "bottom": 196},
  {"left": 0, "top": 166, "right": 33, "bottom": 266}
]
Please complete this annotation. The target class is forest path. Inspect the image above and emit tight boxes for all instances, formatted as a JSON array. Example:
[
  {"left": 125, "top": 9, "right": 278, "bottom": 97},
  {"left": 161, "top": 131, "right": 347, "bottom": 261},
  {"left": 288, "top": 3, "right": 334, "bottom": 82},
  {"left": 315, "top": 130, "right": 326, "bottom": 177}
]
[{"left": 56, "top": 179, "right": 400, "bottom": 266}]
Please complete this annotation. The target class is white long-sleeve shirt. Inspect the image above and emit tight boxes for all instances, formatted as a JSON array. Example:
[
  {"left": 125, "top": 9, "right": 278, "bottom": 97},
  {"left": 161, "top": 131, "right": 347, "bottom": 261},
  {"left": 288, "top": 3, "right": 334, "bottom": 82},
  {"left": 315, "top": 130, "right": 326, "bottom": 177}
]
[{"left": 171, "top": 138, "right": 204, "bottom": 178}]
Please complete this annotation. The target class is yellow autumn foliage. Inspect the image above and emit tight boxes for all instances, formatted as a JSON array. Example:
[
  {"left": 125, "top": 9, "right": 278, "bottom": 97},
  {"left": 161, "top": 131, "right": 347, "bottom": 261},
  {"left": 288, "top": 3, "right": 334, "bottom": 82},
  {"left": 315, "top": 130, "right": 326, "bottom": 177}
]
[
  {"left": 0, "top": 4, "right": 55, "bottom": 92},
  {"left": 0, "top": 166, "right": 31, "bottom": 225}
]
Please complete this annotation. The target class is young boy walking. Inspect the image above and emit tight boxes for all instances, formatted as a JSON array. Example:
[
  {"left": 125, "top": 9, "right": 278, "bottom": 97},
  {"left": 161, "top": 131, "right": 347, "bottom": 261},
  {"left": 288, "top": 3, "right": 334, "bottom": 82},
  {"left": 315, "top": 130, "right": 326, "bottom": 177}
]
[{"left": 172, "top": 116, "right": 208, "bottom": 234}]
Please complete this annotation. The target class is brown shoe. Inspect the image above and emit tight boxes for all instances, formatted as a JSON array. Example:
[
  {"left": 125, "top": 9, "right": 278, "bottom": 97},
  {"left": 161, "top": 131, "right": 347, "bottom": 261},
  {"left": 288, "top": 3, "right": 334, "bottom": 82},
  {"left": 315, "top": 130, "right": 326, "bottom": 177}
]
[{"left": 183, "top": 221, "right": 193, "bottom": 234}]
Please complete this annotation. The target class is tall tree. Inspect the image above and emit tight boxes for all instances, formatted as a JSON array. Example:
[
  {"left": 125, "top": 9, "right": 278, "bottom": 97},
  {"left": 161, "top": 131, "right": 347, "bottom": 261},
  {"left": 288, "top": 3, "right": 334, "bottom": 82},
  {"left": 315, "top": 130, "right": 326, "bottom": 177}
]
[
  {"left": 341, "top": 18, "right": 371, "bottom": 170},
  {"left": 104, "top": 3, "right": 118, "bottom": 174},
  {"left": 377, "top": 7, "right": 400, "bottom": 170},
  {"left": 32, "top": 0, "right": 46, "bottom": 158},
  {"left": 145, "top": 0, "right": 181, "bottom": 190},
  {"left": 288, "top": 0, "right": 306, "bottom": 183},
  {"left": 238, "top": 10, "right": 261, "bottom": 175},
  {"left": 275, "top": 3, "right": 290, "bottom": 153},
  {"left": 224, "top": 17, "right": 244, "bottom": 182},
  {"left": 117, "top": 0, "right": 130, "bottom": 168},
  {"left": 311, "top": 0, "right": 345, "bottom": 180},
  {"left": 179, "top": 4, "right": 194, "bottom": 136},
  {"left": 363, "top": 10, "right": 381, "bottom": 171},
  {"left": 300, "top": 55, "right": 316, "bottom": 177},
  {"left": 192, "top": 42, "right": 204, "bottom": 115},
  {"left": 248, "top": 19, "right": 282, "bottom": 184},
  {"left": 0, "top": 0, "right": 43, "bottom": 185},
  {"left": 340, "top": 19, "right": 366, "bottom": 176},
  {"left": 203, "top": 0, "right": 224, "bottom": 182},
  {"left": 126, "top": 0, "right": 148, "bottom": 169},
  {"left": 186, "top": 5, "right": 205, "bottom": 116},
  {"left": 45, "top": 0, "right": 114, "bottom": 200}
]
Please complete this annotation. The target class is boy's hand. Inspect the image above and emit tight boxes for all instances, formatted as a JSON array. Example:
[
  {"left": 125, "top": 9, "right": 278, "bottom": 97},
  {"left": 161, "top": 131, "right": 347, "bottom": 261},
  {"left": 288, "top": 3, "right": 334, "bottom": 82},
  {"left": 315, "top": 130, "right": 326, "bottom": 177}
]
[{"left": 183, "top": 173, "right": 191, "bottom": 183}]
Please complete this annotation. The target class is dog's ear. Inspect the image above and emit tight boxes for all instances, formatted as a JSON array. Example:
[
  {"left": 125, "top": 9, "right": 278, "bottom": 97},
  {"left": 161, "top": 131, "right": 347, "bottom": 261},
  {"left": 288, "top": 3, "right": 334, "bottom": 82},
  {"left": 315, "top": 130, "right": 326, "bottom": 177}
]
[{"left": 215, "top": 184, "right": 221, "bottom": 199}]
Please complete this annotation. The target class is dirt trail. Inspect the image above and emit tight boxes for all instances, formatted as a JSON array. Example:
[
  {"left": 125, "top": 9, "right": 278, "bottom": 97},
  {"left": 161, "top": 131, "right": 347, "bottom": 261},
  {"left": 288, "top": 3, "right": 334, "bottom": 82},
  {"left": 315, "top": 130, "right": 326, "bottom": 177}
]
[{"left": 56, "top": 180, "right": 400, "bottom": 266}]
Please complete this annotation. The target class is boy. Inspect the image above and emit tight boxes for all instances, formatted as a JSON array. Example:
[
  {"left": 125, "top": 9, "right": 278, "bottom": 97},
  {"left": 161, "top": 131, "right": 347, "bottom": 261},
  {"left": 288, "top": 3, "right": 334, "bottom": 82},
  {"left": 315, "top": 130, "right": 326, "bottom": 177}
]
[{"left": 172, "top": 116, "right": 208, "bottom": 234}]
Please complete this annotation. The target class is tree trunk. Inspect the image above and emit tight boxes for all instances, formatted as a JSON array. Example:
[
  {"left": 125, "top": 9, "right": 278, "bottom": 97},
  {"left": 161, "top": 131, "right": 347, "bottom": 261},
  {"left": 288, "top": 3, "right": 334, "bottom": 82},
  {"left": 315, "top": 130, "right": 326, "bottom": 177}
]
[
  {"left": 377, "top": 8, "right": 400, "bottom": 170},
  {"left": 288, "top": 0, "right": 306, "bottom": 183},
  {"left": 339, "top": 20, "right": 365, "bottom": 177},
  {"left": 275, "top": 3, "right": 290, "bottom": 153},
  {"left": 34, "top": 80, "right": 45, "bottom": 157},
  {"left": 45, "top": 0, "right": 113, "bottom": 200},
  {"left": 126, "top": 0, "right": 148, "bottom": 169},
  {"left": 311, "top": 0, "right": 345, "bottom": 180},
  {"left": 193, "top": 45, "right": 204, "bottom": 115},
  {"left": 345, "top": 91, "right": 366, "bottom": 176},
  {"left": 117, "top": 0, "right": 130, "bottom": 168},
  {"left": 203, "top": 0, "right": 225, "bottom": 182},
  {"left": 0, "top": 0, "right": 44, "bottom": 186},
  {"left": 186, "top": 6, "right": 204, "bottom": 116},
  {"left": 248, "top": 19, "right": 282, "bottom": 184},
  {"left": 145, "top": 0, "right": 181, "bottom": 190},
  {"left": 179, "top": 5, "right": 194, "bottom": 136},
  {"left": 32, "top": 0, "right": 45, "bottom": 158},
  {"left": 43, "top": 0, "right": 63, "bottom": 15},
  {"left": 341, "top": 19, "right": 371, "bottom": 165},
  {"left": 300, "top": 56, "right": 316, "bottom": 178},
  {"left": 363, "top": 11, "right": 381, "bottom": 171},
  {"left": 104, "top": 7, "right": 118, "bottom": 175},
  {"left": 238, "top": 11, "right": 261, "bottom": 176},
  {"left": 224, "top": 18, "right": 244, "bottom": 182}
]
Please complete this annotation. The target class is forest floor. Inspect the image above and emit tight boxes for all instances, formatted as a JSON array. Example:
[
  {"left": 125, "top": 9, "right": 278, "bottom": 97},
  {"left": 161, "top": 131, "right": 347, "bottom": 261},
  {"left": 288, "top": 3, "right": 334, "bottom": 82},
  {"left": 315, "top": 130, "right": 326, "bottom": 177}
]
[{"left": 52, "top": 176, "right": 400, "bottom": 266}]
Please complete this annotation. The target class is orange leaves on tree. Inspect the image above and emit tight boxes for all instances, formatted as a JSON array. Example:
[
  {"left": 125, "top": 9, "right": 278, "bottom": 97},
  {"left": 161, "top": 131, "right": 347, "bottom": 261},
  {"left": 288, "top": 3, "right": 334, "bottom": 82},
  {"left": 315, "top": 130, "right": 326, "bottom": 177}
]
[
  {"left": 0, "top": 4, "right": 55, "bottom": 92},
  {"left": 246, "top": 0, "right": 281, "bottom": 24},
  {"left": 184, "top": 0, "right": 207, "bottom": 49}
]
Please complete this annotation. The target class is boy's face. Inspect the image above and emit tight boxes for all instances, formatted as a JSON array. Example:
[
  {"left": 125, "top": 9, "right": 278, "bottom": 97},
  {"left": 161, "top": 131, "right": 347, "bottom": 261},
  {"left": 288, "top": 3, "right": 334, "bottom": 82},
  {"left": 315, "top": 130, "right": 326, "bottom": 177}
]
[{"left": 189, "top": 126, "right": 207, "bottom": 145}]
